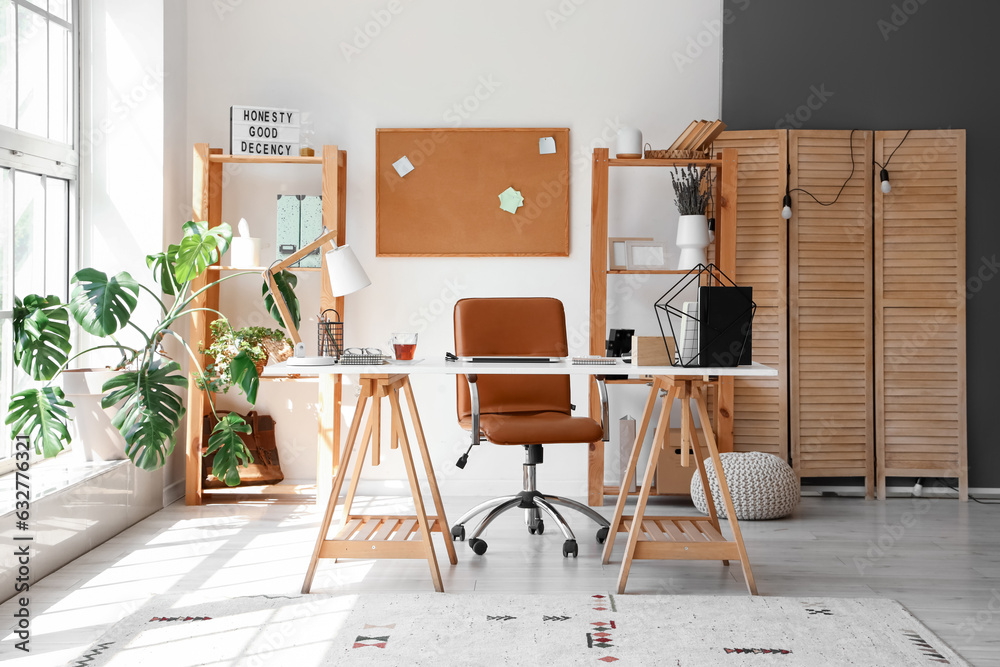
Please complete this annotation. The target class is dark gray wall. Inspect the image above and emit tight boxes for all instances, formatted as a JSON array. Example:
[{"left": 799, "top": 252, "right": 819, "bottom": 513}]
[{"left": 722, "top": 0, "right": 999, "bottom": 487}]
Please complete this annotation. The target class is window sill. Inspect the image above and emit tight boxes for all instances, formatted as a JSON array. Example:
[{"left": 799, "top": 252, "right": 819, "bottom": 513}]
[{"left": 0, "top": 458, "right": 126, "bottom": 516}]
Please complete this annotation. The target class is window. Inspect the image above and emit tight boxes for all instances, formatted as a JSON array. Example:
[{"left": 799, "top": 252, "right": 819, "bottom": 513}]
[{"left": 0, "top": 0, "right": 78, "bottom": 468}]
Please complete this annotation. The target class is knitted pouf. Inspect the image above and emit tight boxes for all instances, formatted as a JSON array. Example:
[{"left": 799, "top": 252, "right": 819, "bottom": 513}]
[{"left": 690, "top": 451, "right": 799, "bottom": 520}]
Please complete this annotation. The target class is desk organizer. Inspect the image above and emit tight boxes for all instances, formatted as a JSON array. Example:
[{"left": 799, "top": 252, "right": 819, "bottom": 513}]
[{"left": 655, "top": 263, "right": 755, "bottom": 367}]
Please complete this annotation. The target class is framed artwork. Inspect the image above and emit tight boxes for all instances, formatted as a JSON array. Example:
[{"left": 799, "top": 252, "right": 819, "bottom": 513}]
[
  {"left": 608, "top": 237, "right": 652, "bottom": 270},
  {"left": 625, "top": 240, "right": 672, "bottom": 270}
]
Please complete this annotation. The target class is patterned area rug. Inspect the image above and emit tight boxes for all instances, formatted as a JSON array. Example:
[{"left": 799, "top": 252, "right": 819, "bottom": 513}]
[{"left": 73, "top": 592, "right": 968, "bottom": 666}]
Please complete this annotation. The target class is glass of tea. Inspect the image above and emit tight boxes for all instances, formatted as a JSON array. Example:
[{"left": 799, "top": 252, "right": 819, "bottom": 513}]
[{"left": 390, "top": 333, "right": 418, "bottom": 360}]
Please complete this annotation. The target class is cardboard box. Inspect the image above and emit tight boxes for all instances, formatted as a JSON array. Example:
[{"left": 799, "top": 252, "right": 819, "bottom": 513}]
[
  {"left": 656, "top": 428, "right": 704, "bottom": 495},
  {"left": 631, "top": 335, "right": 675, "bottom": 366}
]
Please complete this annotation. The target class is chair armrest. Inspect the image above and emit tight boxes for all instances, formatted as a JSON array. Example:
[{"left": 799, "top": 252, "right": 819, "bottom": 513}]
[
  {"left": 596, "top": 377, "right": 610, "bottom": 442},
  {"left": 467, "top": 374, "right": 482, "bottom": 447}
]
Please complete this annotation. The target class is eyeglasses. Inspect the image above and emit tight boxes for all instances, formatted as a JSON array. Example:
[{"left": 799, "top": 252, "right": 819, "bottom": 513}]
[{"left": 343, "top": 347, "right": 384, "bottom": 357}]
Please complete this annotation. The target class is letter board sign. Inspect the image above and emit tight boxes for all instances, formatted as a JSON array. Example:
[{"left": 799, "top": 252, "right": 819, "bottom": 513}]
[{"left": 230, "top": 105, "right": 300, "bottom": 156}]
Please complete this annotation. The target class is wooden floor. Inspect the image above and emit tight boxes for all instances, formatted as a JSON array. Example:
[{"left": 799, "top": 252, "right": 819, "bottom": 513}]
[{"left": 2, "top": 494, "right": 999, "bottom": 666}]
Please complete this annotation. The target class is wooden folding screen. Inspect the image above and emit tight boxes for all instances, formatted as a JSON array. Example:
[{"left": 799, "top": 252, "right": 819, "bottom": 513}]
[
  {"left": 788, "top": 130, "right": 875, "bottom": 497},
  {"left": 713, "top": 131, "right": 788, "bottom": 461},
  {"left": 874, "top": 130, "right": 967, "bottom": 499}
]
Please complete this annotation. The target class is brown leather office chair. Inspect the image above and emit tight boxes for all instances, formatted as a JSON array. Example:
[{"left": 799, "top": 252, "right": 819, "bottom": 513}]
[{"left": 450, "top": 297, "right": 610, "bottom": 558}]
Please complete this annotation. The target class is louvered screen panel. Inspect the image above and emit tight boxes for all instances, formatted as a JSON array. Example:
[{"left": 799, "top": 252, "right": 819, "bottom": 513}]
[
  {"left": 875, "top": 130, "right": 966, "bottom": 498},
  {"left": 713, "top": 132, "right": 788, "bottom": 459},
  {"left": 789, "top": 130, "right": 874, "bottom": 495}
]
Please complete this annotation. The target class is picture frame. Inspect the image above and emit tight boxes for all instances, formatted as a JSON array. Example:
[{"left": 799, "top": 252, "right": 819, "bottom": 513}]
[
  {"left": 608, "top": 237, "right": 652, "bottom": 270},
  {"left": 624, "top": 240, "right": 671, "bottom": 270}
]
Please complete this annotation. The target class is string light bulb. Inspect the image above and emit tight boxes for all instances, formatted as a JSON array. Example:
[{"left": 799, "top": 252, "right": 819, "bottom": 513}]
[
  {"left": 781, "top": 194, "right": 792, "bottom": 220},
  {"left": 880, "top": 168, "right": 891, "bottom": 194}
]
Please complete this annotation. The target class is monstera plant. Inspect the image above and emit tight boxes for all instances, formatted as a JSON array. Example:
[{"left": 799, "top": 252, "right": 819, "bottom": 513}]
[{"left": 4, "top": 221, "right": 301, "bottom": 486}]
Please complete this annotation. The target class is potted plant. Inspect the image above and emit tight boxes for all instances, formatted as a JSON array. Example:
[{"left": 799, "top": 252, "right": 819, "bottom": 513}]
[
  {"left": 670, "top": 164, "right": 714, "bottom": 270},
  {"left": 197, "top": 319, "right": 292, "bottom": 394},
  {"left": 4, "top": 221, "right": 301, "bottom": 486}
]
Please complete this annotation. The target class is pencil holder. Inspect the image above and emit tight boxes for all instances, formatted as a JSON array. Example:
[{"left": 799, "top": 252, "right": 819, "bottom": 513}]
[{"left": 317, "top": 309, "right": 344, "bottom": 359}]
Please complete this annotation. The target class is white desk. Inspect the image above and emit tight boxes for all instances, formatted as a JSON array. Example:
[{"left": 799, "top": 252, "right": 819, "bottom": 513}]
[
  {"left": 265, "top": 358, "right": 775, "bottom": 378},
  {"left": 264, "top": 359, "right": 776, "bottom": 594}
]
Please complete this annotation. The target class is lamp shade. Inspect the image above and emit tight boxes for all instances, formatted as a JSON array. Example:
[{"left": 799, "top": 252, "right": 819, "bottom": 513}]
[{"left": 325, "top": 244, "right": 371, "bottom": 297}]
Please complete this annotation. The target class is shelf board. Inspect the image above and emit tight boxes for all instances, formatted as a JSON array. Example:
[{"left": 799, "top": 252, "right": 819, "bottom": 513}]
[
  {"left": 208, "top": 154, "right": 322, "bottom": 165},
  {"left": 609, "top": 157, "right": 723, "bottom": 168},
  {"left": 202, "top": 482, "right": 318, "bottom": 503},
  {"left": 607, "top": 269, "right": 691, "bottom": 275},
  {"left": 207, "top": 265, "right": 322, "bottom": 272}
]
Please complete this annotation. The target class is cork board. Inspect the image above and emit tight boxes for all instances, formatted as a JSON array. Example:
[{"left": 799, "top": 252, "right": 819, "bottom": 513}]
[{"left": 376, "top": 128, "right": 570, "bottom": 256}]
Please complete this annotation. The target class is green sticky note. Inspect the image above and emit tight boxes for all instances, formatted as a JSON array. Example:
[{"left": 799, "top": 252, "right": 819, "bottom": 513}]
[{"left": 499, "top": 187, "right": 524, "bottom": 214}]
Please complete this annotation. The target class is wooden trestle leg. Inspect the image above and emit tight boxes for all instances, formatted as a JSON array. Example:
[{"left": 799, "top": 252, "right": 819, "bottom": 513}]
[
  {"left": 606, "top": 376, "right": 758, "bottom": 596},
  {"left": 301, "top": 374, "right": 456, "bottom": 593}
]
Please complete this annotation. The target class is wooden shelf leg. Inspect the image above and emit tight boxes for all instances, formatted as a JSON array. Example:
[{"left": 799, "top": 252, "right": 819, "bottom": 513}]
[
  {"left": 617, "top": 383, "right": 677, "bottom": 594},
  {"left": 402, "top": 378, "right": 458, "bottom": 565},
  {"left": 388, "top": 386, "right": 444, "bottom": 592},
  {"left": 693, "top": 384, "right": 757, "bottom": 595},
  {"left": 603, "top": 377, "right": 664, "bottom": 564}
]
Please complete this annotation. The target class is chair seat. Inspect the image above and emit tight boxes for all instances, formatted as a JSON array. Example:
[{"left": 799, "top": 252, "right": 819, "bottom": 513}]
[{"left": 474, "top": 411, "right": 604, "bottom": 446}]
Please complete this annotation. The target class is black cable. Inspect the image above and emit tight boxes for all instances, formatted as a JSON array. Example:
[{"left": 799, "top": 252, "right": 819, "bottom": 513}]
[
  {"left": 788, "top": 128, "right": 858, "bottom": 207},
  {"left": 934, "top": 478, "right": 1000, "bottom": 505},
  {"left": 874, "top": 129, "right": 912, "bottom": 170}
]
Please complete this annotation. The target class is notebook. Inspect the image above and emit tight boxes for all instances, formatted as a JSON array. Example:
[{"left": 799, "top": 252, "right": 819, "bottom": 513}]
[
  {"left": 571, "top": 356, "right": 619, "bottom": 366},
  {"left": 677, "top": 301, "right": 700, "bottom": 365}
]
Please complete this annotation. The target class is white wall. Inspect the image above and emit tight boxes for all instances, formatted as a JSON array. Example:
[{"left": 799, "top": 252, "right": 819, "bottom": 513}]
[{"left": 175, "top": 0, "right": 723, "bottom": 496}]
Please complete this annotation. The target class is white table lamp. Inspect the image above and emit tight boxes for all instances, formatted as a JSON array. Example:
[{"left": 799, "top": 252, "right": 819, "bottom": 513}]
[{"left": 325, "top": 244, "right": 371, "bottom": 297}]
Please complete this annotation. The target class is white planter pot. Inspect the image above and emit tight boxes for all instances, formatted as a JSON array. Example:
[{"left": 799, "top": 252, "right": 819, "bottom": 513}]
[
  {"left": 676, "top": 214, "right": 710, "bottom": 270},
  {"left": 62, "top": 369, "right": 128, "bottom": 461}
]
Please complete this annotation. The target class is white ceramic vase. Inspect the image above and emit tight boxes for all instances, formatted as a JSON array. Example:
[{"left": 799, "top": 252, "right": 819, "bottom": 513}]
[{"left": 676, "top": 214, "right": 710, "bottom": 270}]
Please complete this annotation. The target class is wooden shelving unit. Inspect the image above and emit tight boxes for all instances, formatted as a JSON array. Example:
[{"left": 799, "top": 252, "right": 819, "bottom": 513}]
[
  {"left": 184, "top": 144, "right": 347, "bottom": 505},
  {"left": 587, "top": 148, "right": 740, "bottom": 505}
]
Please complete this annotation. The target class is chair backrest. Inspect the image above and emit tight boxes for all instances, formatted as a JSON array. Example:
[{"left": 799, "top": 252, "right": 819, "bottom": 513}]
[{"left": 454, "top": 297, "right": 571, "bottom": 422}]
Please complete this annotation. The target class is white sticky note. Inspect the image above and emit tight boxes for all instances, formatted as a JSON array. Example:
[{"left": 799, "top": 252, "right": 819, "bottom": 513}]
[
  {"left": 539, "top": 137, "right": 556, "bottom": 154},
  {"left": 392, "top": 156, "right": 415, "bottom": 177}
]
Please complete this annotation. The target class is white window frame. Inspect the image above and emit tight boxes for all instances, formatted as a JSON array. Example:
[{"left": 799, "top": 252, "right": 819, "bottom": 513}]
[{"left": 0, "top": 0, "right": 79, "bottom": 473}]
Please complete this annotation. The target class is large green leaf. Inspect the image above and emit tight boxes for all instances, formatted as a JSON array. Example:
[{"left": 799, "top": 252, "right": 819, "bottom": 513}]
[
  {"left": 206, "top": 412, "right": 253, "bottom": 487},
  {"left": 5, "top": 387, "right": 74, "bottom": 457},
  {"left": 174, "top": 232, "right": 218, "bottom": 284},
  {"left": 262, "top": 270, "right": 300, "bottom": 331},
  {"left": 145, "top": 244, "right": 180, "bottom": 296},
  {"left": 69, "top": 269, "right": 140, "bottom": 337},
  {"left": 228, "top": 350, "right": 260, "bottom": 404},
  {"left": 12, "top": 295, "right": 72, "bottom": 381},
  {"left": 183, "top": 220, "right": 233, "bottom": 257},
  {"left": 174, "top": 221, "right": 233, "bottom": 283},
  {"left": 102, "top": 359, "right": 188, "bottom": 471}
]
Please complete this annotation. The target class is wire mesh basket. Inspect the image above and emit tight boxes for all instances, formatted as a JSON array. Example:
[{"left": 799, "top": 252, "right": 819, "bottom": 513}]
[{"left": 317, "top": 309, "right": 344, "bottom": 359}]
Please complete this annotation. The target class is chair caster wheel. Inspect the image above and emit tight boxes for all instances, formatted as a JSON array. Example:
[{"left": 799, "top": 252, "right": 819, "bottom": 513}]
[
  {"left": 562, "top": 539, "right": 578, "bottom": 558},
  {"left": 451, "top": 525, "right": 465, "bottom": 541},
  {"left": 528, "top": 520, "right": 544, "bottom": 535},
  {"left": 596, "top": 526, "right": 609, "bottom": 544},
  {"left": 469, "top": 538, "right": 488, "bottom": 555}
]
